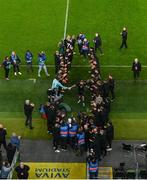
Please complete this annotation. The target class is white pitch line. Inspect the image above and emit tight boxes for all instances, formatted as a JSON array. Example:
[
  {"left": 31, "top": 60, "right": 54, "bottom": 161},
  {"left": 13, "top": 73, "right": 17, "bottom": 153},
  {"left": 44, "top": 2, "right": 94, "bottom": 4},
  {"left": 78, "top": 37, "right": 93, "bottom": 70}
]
[
  {"left": 63, "top": 0, "right": 70, "bottom": 39},
  {"left": 20, "top": 65, "right": 147, "bottom": 68}
]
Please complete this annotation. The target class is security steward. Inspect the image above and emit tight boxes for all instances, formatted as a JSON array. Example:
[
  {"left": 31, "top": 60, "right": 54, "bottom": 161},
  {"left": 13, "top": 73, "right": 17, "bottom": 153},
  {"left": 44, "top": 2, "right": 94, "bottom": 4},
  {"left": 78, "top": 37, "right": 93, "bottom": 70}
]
[
  {"left": 88, "top": 157, "right": 99, "bottom": 179},
  {"left": 60, "top": 121, "right": 68, "bottom": 150}
]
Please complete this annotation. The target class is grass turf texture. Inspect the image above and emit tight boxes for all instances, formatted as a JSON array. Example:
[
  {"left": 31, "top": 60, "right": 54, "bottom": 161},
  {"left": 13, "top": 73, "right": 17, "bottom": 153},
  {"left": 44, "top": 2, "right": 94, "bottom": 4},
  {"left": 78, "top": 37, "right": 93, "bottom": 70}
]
[{"left": 0, "top": 0, "right": 147, "bottom": 139}]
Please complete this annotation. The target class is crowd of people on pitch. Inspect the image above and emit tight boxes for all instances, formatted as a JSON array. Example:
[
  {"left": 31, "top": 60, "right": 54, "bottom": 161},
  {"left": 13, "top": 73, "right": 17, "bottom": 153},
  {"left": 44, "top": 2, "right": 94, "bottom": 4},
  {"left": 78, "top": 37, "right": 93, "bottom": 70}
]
[
  {"left": 0, "top": 124, "right": 22, "bottom": 179},
  {"left": 36, "top": 33, "right": 115, "bottom": 179}
]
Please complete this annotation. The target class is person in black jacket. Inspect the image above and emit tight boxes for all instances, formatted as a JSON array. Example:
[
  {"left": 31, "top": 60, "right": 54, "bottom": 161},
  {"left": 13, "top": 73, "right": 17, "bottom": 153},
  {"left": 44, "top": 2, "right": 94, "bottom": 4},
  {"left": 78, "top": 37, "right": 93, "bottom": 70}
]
[
  {"left": 0, "top": 124, "right": 7, "bottom": 150},
  {"left": 132, "top": 58, "right": 141, "bottom": 80},
  {"left": 52, "top": 123, "right": 60, "bottom": 152},
  {"left": 93, "top": 33, "right": 104, "bottom": 55},
  {"left": 15, "top": 162, "right": 30, "bottom": 179},
  {"left": 1, "top": 57, "right": 11, "bottom": 80},
  {"left": 44, "top": 102, "right": 56, "bottom": 134},
  {"left": 24, "top": 100, "right": 34, "bottom": 129},
  {"left": 120, "top": 27, "right": 128, "bottom": 49},
  {"left": 108, "top": 75, "right": 115, "bottom": 100}
]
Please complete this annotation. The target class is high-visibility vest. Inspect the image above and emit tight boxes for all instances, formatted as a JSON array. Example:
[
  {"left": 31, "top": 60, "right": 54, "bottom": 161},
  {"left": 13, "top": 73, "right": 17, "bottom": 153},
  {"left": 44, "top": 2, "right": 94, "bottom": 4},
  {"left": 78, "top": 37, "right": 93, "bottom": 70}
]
[
  {"left": 69, "top": 124, "right": 78, "bottom": 137},
  {"left": 60, "top": 125, "right": 68, "bottom": 137},
  {"left": 89, "top": 161, "right": 98, "bottom": 173},
  {"left": 77, "top": 132, "right": 85, "bottom": 145}
]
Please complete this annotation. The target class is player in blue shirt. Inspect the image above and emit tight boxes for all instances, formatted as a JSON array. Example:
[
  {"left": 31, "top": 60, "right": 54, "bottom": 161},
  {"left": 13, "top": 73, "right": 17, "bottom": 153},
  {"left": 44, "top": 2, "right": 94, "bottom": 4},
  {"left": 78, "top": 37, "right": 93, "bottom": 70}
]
[
  {"left": 38, "top": 51, "right": 50, "bottom": 77},
  {"left": 25, "top": 50, "right": 33, "bottom": 72}
]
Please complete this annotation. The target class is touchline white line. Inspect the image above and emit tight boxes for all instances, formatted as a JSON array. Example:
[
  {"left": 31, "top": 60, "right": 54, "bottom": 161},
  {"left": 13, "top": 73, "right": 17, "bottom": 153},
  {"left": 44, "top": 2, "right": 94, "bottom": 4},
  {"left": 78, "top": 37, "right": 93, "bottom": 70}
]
[{"left": 63, "top": 0, "right": 70, "bottom": 39}]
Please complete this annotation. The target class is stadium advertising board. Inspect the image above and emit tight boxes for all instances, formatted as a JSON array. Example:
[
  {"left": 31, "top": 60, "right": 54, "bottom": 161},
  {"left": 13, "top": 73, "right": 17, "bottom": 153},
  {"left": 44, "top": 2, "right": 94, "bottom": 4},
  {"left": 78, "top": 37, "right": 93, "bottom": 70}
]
[{"left": 25, "top": 162, "right": 86, "bottom": 179}]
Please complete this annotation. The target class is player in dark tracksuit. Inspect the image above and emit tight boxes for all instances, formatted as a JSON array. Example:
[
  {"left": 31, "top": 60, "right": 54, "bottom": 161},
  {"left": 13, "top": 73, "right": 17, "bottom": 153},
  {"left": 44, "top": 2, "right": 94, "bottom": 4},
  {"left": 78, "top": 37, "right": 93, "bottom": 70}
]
[
  {"left": 93, "top": 33, "right": 104, "bottom": 55},
  {"left": 1, "top": 57, "right": 11, "bottom": 80},
  {"left": 132, "top": 58, "right": 141, "bottom": 80},
  {"left": 120, "top": 27, "right": 128, "bottom": 49},
  {"left": 25, "top": 50, "right": 33, "bottom": 72},
  {"left": 54, "top": 51, "right": 60, "bottom": 74},
  {"left": 77, "top": 80, "right": 86, "bottom": 107}
]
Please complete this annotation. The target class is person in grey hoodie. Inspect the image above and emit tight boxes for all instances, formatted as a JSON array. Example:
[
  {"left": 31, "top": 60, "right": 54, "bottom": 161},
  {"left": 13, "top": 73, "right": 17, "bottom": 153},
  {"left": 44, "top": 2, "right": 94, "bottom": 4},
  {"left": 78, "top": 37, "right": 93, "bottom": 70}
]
[{"left": 0, "top": 161, "right": 12, "bottom": 179}]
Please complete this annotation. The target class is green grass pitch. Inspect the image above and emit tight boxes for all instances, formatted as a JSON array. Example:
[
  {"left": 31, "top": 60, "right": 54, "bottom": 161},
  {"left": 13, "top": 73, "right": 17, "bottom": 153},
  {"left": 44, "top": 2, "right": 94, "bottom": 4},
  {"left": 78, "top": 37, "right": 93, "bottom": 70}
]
[{"left": 0, "top": 0, "right": 147, "bottom": 139}]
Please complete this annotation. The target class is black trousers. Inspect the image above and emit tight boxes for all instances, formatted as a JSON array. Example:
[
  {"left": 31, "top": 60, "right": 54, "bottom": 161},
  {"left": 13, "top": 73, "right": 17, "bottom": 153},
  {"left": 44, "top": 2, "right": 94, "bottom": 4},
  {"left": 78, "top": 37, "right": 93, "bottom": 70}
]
[
  {"left": 78, "top": 144, "right": 85, "bottom": 155},
  {"left": 134, "top": 71, "right": 140, "bottom": 80},
  {"left": 110, "top": 88, "right": 115, "bottom": 99},
  {"left": 53, "top": 136, "right": 60, "bottom": 150},
  {"left": 89, "top": 171, "right": 98, "bottom": 179},
  {"left": 95, "top": 45, "right": 103, "bottom": 54},
  {"left": 4, "top": 68, "right": 10, "bottom": 78},
  {"left": 78, "top": 44, "right": 82, "bottom": 55},
  {"left": 0, "top": 140, "right": 7, "bottom": 150},
  {"left": 60, "top": 137, "right": 67, "bottom": 149},
  {"left": 13, "top": 64, "right": 20, "bottom": 73},
  {"left": 107, "top": 137, "right": 112, "bottom": 148},
  {"left": 55, "top": 64, "right": 59, "bottom": 74},
  {"left": 69, "top": 136, "right": 76, "bottom": 149},
  {"left": 25, "top": 114, "right": 32, "bottom": 128},
  {"left": 47, "top": 119, "right": 53, "bottom": 132},
  {"left": 120, "top": 40, "right": 127, "bottom": 49}
]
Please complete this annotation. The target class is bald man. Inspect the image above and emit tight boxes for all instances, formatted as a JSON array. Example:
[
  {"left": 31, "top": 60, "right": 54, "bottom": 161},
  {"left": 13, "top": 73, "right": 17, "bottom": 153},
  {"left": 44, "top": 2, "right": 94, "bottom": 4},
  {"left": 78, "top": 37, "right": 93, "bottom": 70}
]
[{"left": 24, "top": 100, "right": 34, "bottom": 129}]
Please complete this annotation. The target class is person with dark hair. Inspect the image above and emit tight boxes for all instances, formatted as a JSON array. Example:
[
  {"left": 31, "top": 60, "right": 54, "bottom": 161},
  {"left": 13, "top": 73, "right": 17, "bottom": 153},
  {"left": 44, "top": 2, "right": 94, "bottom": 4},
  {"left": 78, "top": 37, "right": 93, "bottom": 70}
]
[
  {"left": 88, "top": 157, "right": 99, "bottom": 179},
  {"left": 15, "top": 162, "right": 30, "bottom": 179},
  {"left": 0, "top": 124, "right": 7, "bottom": 150},
  {"left": 10, "top": 51, "right": 22, "bottom": 76},
  {"left": 60, "top": 121, "right": 68, "bottom": 151},
  {"left": 93, "top": 33, "right": 104, "bottom": 55},
  {"left": 25, "top": 50, "right": 33, "bottom": 73},
  {"left": 1, "top": 56, "right": 11, "bottom": 80},
  {"left": 120, "top": 27, "right": 128, "bottom": 49},
  {"left": 132, "top": 58, "right": 141, "bottom": 80},
  {"left": 24, "top": 100, "right": 34, "bottom": 129}
]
